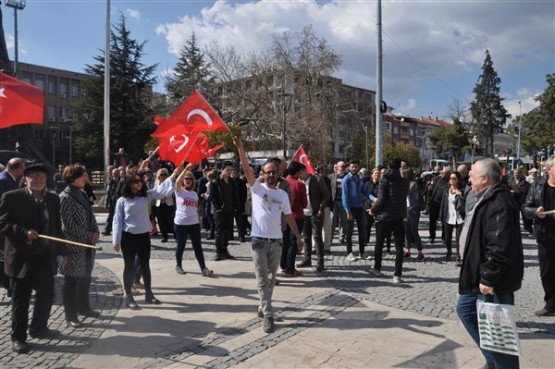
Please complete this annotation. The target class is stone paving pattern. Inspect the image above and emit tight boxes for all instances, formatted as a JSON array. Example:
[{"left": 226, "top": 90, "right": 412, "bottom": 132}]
[{"left": 0, "top": 215, "right": 553, "bottom": 369}]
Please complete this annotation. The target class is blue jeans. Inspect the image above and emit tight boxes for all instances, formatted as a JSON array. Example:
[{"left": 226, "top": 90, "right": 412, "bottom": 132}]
[
  {"left": 251, "top": 237, "right": 282, "bottom": 318},
  {"left": 174, "top": 223, "right": 206, "bottom": 271},
  {"left": 456, "top": 293, "right": 520, "bottom": 369}
]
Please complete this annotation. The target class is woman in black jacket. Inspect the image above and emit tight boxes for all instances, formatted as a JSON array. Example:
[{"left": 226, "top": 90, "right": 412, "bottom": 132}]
[{"left": 439, "top": 171, "right": 465, "bottom": 265}]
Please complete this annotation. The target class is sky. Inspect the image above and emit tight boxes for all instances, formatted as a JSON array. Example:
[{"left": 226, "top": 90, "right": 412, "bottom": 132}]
[{"left": 2, "top": 0, "right": 554, "bottom": 122}]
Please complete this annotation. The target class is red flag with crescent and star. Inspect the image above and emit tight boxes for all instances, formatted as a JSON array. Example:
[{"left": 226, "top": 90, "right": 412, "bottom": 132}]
[
  {"left": 0, "top": 72, "right": 44, "bottom": 128},
  {"left": 157, "top": 132, "right": 224, "bottom": 165},
  {"left": 291, "top": 145, "right": 315, "bottom": 175},
  {"left": 152, "top": 90, "right": 229, "bottom": 137}
]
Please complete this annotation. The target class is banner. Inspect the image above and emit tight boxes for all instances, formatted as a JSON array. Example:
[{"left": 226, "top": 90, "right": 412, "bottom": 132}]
[{"left": 0, "top": 72, "right": 44, "bottom": 128}]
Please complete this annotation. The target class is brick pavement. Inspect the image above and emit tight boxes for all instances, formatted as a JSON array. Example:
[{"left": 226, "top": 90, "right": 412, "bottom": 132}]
[{"left": 0, "top": 215, "right": 553, "bottom": 369}]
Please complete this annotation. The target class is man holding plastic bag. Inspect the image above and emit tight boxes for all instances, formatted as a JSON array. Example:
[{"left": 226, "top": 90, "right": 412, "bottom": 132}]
[{"left": 456, "top": 158, "right": 524, "bottom": 369}]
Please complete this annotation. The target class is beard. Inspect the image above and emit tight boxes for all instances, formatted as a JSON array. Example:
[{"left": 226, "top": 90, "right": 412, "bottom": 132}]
[{"left": 265, "top": 176, "right": 278, "bottom": 186}]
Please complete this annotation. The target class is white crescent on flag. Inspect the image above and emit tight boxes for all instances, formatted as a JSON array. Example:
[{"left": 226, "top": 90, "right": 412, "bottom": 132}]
[
  {"left": 299, "top": 154, "right": 309, "bottom": 165},
  {"left": 169, "top": 134, "right": 189, "bottom": 152},
  {"left": 187, "top": 109, "right": 213, "bottom": 126}
]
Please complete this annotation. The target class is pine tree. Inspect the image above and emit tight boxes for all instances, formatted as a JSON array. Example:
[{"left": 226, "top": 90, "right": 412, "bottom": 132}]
[
  {"left": 72, "top": 14, "right": 158, "bottom": 168},
  {"left": 165, "top": 32, "right": 214, "bottom": 107},
  {"left": 469, "top": 50, "right": 510, "bottom": 157}
]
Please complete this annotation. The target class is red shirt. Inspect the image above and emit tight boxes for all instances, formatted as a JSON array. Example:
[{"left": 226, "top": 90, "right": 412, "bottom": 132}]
[{"left": 286, "top": 175, "right": 308, "bottom": 219}]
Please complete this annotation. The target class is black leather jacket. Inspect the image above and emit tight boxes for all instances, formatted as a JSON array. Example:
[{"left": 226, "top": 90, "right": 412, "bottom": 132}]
[{"left": 522, "top": 177, "right": 549, "bottom": 244}]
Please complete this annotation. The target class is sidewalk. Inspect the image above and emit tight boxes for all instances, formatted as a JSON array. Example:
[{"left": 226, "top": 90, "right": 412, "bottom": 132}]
[{"left": 1, "top": 215, "right": 554, "bottom": 369}]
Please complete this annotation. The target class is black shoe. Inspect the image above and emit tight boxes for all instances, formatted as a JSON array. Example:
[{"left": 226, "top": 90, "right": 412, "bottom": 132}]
[
  {"left": 263, "top": 317, "right": 275, "bottom": 333},
  {"left": 29, "top": 328, "right": 60, "bottom": 339},
  {"left": 66, "top": 320, "right": 83, "bottom": 328},
  {"left": 430, "top": 238, "right": 435, "bottom": 244},
  {"left": 101, "top": 231, "right": 110, "bottom": 236},
  {"left": 125, "top": 296, "right": 139, "bottom": 310},
  {"left": 240, "top": 236, "right": 246, "bottom": 243},
  {"left": 296, "top": 260, "right": 312, "bottom": 268},
  {"left": 161, "top": 238, "right": 168, "bottom": 243},
  {"left": 316, "top": 264, "right": 325, "bottom": 272},
  {"left": 145, "top": 295, "right": 162, "bottom": 305},
  {"left": 223, "top": 252, "right": 236, "bottom": 260},
  {"left": 229, "top": 236, "right": 235, "bottom": 241},
  {"left": 80, "top": 309, "right": 101, "bottom": 318},
  {"left": 534, "top": 307, "right": 555, "bottom": 317},
  {"left": 12, "top": 340, "right": 28, "bottom": 354},
  {"left": 214, "top": 255, "right": 222, "bottom": 261},
  {"left": 206, "top": 235, "right": 215, "bottom": 240},
  {"left": 340, "top": 237, "right": 346, "bottom": 245},
  {"left": 257, "top": 309, "right": 264, "bottom": 319}
]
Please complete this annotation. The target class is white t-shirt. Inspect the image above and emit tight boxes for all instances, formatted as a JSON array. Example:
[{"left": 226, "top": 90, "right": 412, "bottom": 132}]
[
  {"left": 250, "top": 181, "right": 292, "bottom": 239},
  {"left": 174, "top": 188, "right": 200, "bottom": 226}
]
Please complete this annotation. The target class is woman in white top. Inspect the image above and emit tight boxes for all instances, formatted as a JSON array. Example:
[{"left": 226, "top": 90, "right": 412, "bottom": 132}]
[
  {"left": 112, "top": 161, "right": 181, "bottom": 309},
  {"left": 439, "top": 171, "right": 465, "bottom": 265},
  {"left": 174, "top": 170, "right": 213, "bottom": 276},
  {"left": 154, "top": 168, "right": 176, "bottom": 242}
]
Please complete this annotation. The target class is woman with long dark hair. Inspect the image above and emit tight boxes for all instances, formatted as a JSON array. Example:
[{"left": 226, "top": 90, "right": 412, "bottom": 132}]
[
  {"left": 439, "top": 171, "right": 465, "bottom": 265},
  {"left": 112, "top": 162, "right": 181, "bottom": 309},
  {"left": 59, "top": 164, "right": 100, "bottom": 328}
]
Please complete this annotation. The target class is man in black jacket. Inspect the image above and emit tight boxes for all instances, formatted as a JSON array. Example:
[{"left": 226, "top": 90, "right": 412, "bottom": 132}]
[
  {"left": 456, "top": 158, "right": 523, "bottom": 369},
  {"left": 368, "top": 157, "right": 409, "bottom": 283},
  {"left": 523, "top": 155, "right": 555, "bottom": 317}
]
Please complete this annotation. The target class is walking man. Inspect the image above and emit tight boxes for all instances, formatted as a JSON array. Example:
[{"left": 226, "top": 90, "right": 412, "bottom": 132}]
[
  {"left": 523, "top": 155, "right": 555, "bottom": 316},
  {"left": 233, "top": 136, "right": 303, "bottom": 333},
  {"left": 329, "top": 160, "right": 348, "bottom": 244},
  {"left": 0, "top": 164, "right": 67, "bottom": 354},
  {"left": 456, "top": 158, "right": 523, "bottom": 369}
]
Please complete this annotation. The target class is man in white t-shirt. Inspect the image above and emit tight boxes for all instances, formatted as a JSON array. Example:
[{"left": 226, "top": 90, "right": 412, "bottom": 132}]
[{"left": 233, "top": 136, "right": 303, "bottom": 334}]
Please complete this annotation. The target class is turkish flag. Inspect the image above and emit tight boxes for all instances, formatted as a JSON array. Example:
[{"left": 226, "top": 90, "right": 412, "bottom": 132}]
[
  {"left": 291, "top": 145, "right": 315, "bottom": 175},
  {"left": 152, "top": 90, "right": 229, "bottom": 137},
  {"left": 158, "top": 132, "right": 223, "bottom": 165},
  {"left": 0, "top": 72, "right": 44, "bottom": 128}
]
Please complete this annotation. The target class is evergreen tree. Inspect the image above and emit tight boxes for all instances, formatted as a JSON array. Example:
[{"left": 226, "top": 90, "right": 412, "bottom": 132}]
[
  {"left": 520, "top": 73, "right": 555, "bottom": 159},
  {"left": 429, "top": 119, "right": 469, "bottom": 162},
  {"left": 165, "top": 32, "right": 214, "bottom": 107},
  {"left": 72, "top": 14, "right": 158, "bottom": 169},
  {"left": 469, "top": 50, "right": 510, "bottom": 157}
]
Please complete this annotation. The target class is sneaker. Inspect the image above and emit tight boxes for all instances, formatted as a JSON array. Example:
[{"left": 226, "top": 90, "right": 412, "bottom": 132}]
[
  {"left": 257, "top": 309, "right": 264, "bottom": 319},
  {"left": 365, "top": 254, "right": 374, "bottom": 261},
  {"left": 346, "top": 252, "right": 357, "bottom": 262},
  {"left": 534, "top": 307, "right": 555, "bottom": 317},
  {"left": 263, "top": 317, "right": 275, "bottom": 333},
  {"left": 175, "top": 265, "right": 186, "bottom": 275},
  {"left": 416, "top": 252, "right": 424, "bottom": 260},
  {"left": 392, "top": 276, "right": 402, "bottom": 284},
  {"left": 201, "top": 268, "right": 214, "bottom": 276},
  {"left": 369, "top": 268, "right": 381, "bottom": 276},
  {"left": 455, "top": 257, "right": 462, "bottom": 267},
  {"left": 132, "top": 282, "right": 145, "bottom": 289},
  {"left": 296, "top": 259, "right": 312, "bottom": 268},
  {"left": 359, "top": 253, "right": 368, "bottom": 260}
]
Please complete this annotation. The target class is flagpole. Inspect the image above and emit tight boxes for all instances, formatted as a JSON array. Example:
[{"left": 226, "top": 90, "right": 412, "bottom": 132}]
[
  {"left": 38, "top": 234, "right": 99, "bottom": 250},
  {"left": 103, "top": 0, "right": 111, "bottom": 181}
]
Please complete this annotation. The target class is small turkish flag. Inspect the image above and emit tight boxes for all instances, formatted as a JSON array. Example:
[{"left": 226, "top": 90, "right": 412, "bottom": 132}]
[
  {"left": 0, "top": 72, "right": 44, "bottom": 128},
  {"left": 158, "top": 132, "right": 223, "bottom": 165},
  {"left": 152, "top": 90, "right": 229, "bottom": 137},
  {"left": 291, "top": 145, "right": 315, "bottom": 175}
]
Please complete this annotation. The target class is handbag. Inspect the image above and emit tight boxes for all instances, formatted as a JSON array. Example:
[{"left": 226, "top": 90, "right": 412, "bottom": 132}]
[{"left": 476, "top": 295, "right": 520, "bottom": 356}]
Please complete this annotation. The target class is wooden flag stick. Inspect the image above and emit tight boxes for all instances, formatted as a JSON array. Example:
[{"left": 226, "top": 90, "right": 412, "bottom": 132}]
[{"left": 38, "top": 234, "right": 99, "bottom": 249}]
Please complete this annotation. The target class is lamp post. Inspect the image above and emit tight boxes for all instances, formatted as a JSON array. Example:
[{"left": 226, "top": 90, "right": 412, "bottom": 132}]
[
  {"left": 517, "top": 101, "right": 522, "bottom": 161},
  {"left": 470, "top": 135, "right": 479, "bottom": 164},
  {"left": 5, "top": 0, "right": 26, "bottom": 77},
  {"left": 280, "top": 92, "right": 293, "bottom": 158}
]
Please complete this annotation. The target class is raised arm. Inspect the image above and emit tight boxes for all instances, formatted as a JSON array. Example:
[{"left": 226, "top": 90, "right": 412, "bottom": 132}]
[{"left": 232, "top": 136, "right": 255, "bottom": 187}]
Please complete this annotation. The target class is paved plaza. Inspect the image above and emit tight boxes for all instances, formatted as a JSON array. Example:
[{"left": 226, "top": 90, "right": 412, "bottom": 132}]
[{"left": 0, "top": 214, "right": 553, "bottom": 369}]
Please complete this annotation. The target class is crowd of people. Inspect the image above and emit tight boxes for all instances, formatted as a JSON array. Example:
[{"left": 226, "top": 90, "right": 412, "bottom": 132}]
[{"left": 0, "top": 147, "right": 553, "bottom": 366}]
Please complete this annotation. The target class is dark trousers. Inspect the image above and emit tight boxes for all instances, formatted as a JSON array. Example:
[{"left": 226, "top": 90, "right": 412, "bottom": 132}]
[
  {"left": 345, "top": 207, "right": 366, "bottom": 254},
  {"left": 121, "top": 232, "right": 153, "bottom": 297},
  {"left": 331, "top": 200, "right": 347, "bottom": 239},
  {"left": 156, "top": 204, "right": 175, "bottom": 239},
  {"left": 174, "top": 223, "right": 207, "bottom": 271},
  {"left": 365, "top": 213, "right": 375, "bottom": 244},
  {"left": 404, "top": 210, "right": 422, "bottom": 250},
  {"left": 63, "top": 256, "right": 93, "bottom": 320},
  {"left": 374, "top": 219, "right": 405, "bottom": 277},
  {"left": 234, "top": 212, "right": 247, "bottom": 238},
  {"left": 428, "top": 203, "right": 441, "bottom": 242},
  {"left": 538, "top": 241, "right": 555, "bottom": 310},
  {"left": 444, "top": 223, "right": 463, "bottom": 256},
  {"left": 280, "top": 217, "right": 304, "bottom": 272},
  {"left": 302, "top": 214, "right": 324, "bottom": 265},
  {"left": 214, "top": 211, "right": 233, "bottom": 256},
  {"left": 11, "top": 257, "right": 55, "bottom": 342},
  {"left": 104, "top": 203, "right": 116, "bottom": 233}
]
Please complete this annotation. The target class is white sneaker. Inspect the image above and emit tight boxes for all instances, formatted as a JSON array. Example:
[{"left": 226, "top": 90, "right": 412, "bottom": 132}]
[
  {"left": 202, "top": 268, "right": 214, "bottom": 276},
  {"left": 365, "top": 254, "right": 374, "bottom": 261},
  {"left": 392, "top": 276, "right": 402, "bottom": 284},
  {"left": 369, "top": 268, "right": 381, "bottom": 276},
  {"left": 346, "top": 252, "right": 357, "bottom": 262},
  {"left": 359, "top": 252, "right": 369, "bottom": 260}
]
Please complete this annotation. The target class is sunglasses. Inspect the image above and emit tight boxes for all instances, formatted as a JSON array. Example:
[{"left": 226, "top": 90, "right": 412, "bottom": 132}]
[
  {"left": 184, "top": 178, "right": 194, "bottom": 181},
  {"left": 160, "top": 173, "right": 168, "bottom": 177},
  {"left": 132, "top": 178, "right": 142, "bottom": 184}
]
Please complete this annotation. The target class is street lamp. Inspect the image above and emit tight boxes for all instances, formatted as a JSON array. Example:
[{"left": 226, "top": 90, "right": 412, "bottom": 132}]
[
  {"left": 5, "top": 0, "right": 26, "bottom": 77},
  {"left": 516, "top": 101, "right": 522, "bottom": 161},
  {"left": 470, "top": 135, "right": 479, "bottom": 164},
  {"left": 280, "top": 92, "right": 293, "bottom": 159}
]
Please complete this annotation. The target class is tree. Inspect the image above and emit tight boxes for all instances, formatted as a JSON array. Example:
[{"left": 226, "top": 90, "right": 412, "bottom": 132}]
[
  {"left": 165, "top": 32, "right": 214, "bottom": 109},
  {"left": 429, "top": 119, "right": 469, "bottom": 162},
  {"left": 72, "top": 14, "right": 158, "bottom": 169},
  {"left": 469, "top": 50, "right": 510, "bottom": 157},
  {"left": 520, "top": 73, "right": 555, "bottom": 159}
]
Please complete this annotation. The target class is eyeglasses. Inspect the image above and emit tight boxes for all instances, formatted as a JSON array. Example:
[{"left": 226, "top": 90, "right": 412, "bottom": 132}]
[
  {"left": 184, "top": 178, "right": 194, "bottom": 181},
  {"left": 160, "top": 173, "right": 168, "bottom": 177},
  {"left": 264, "top": 170, "right": 277, "bottom": 175}
]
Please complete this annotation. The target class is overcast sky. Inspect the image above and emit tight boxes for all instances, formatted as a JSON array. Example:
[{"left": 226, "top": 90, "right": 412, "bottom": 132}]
[{"left": 3, "top": 0, "right": 554, "bottom": 121}]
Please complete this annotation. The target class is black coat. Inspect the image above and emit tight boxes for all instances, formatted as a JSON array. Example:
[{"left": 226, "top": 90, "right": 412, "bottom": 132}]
[
  {"left": 0, "top": 188, "right": 66, "bottom": 278},
  {"left": 458, "top": 183, "right": 524, "bottom": 294},
  {"left": 209, "top": 176, "right": 239, "bottom": 214},
  {"left": 522, "top": 176, "right": 550, "bottom": 245},
  {"left": 370, "top": 169, "right": 409, "bottom": 222}
]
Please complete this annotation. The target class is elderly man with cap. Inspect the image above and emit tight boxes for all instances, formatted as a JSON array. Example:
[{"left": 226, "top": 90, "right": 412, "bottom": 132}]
[{"left": 0, "top": 163, "right": 67, "bottom": 354}]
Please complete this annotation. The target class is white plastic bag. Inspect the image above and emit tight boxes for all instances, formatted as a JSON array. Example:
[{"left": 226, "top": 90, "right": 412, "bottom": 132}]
[{"left": 476, "top": 299, "right": 520, "bottom": 356}]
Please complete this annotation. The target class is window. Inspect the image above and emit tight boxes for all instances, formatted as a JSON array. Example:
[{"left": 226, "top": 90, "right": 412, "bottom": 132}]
[
  {"left": 410, "top": 129, "right": 415, "bottom": 136},
  {"left": 60, "top": 107, "right": 68, "bottom": 120},
  {"left": 60, "top": 79, "right": 68, "bottom": 97},
  {"left": 48, "top": 80, "right": 56, "bottom": 94},
  {"left": 393, "top": 127, "right": 399, "bottom": 134},
  {"left": 35, "top": 79, "right": 45, "bottom": 91},
  {"left": 71, "top": 83, "right": 80, "bottom": 97}
]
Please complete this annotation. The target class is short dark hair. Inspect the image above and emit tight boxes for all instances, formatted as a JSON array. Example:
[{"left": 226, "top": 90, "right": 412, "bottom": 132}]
[
  {"left": 388, "top": 157, "right": 402, "bottom": 170},
  {"left": 287, "top": 161, "right": 306, "bottom": 176},
  {"left": 349, "top": 159, "right": 359, "bottom": 166},
  {"left": 121, "top": 172, "right": 147, "bottom": 198},
  {"left": 63, "top": 164, "right": 87, "bottom": 184},
  {"left": 267, "top": 157, "right": 281, "bottom": 167}
]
